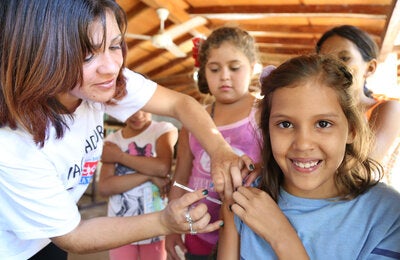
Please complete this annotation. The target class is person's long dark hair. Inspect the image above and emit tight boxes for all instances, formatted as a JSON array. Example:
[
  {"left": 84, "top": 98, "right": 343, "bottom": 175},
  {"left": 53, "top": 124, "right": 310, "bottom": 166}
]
[
  {"left": 0, "top": 0, "right": 127, "bottom": 147},
  {"left": 315, "top": 25, "right": 379, "bottom": 98}
]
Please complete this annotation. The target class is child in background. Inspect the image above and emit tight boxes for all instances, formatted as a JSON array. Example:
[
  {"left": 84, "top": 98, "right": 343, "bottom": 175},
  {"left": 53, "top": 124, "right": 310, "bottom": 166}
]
[
  {"left": 99, "top": 110, "right": 178, "bottom": 260},
  {"left": 166, "top": 27, "right": 262, "bottom": 260},
  {"left": 316, "top": 25, "right": 400, "bottom": 190},
  {"left": 218, "top": 54, "right": 400, "bottom": 259}
]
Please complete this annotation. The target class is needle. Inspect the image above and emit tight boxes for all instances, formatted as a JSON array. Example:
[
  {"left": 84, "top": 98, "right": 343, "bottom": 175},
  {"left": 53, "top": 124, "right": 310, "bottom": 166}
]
[{"left": 173, "top": 181, "right": 222, "bottom": 205}]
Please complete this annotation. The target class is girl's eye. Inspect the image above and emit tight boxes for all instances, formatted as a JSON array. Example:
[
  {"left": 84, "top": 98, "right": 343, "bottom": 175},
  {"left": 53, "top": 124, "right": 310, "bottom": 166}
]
[
  {"left": 339, "top": 56, "right": 350, "bottom": 62},
  {"left": 230, "top": 66, "right": 240, "bottom": 71},
  {"left": 208, "top": 67, "right": 220, "bottom": 73},
  {"left": 84, "top": 53, "right": 94, "bottom": 62},
  {"left": 278, "top": 121, "right": 293, "bottom": 128},
  {"left": 110, "top": 42, "right": 122, "bottom": 50},
  {"left": 316, "top": 120, "right": 332, "bottom": 128}
]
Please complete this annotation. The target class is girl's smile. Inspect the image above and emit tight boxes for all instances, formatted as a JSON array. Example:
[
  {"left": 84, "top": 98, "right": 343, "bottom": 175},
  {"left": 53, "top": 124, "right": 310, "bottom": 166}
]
[{"left": 290, "top": 159, "right": 321, "bottom": 173}]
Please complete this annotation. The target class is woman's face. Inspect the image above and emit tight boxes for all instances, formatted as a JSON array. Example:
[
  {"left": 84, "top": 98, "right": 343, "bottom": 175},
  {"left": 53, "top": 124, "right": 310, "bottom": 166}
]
[
  {"left": 205, "top": 41, "right": 253, "bottom": 104},
  {"left": 318, "top": 35, "right": 371, "bottom": 99},
  {"left": 60, "top": 10, "right": 123, "bottom": 111}
]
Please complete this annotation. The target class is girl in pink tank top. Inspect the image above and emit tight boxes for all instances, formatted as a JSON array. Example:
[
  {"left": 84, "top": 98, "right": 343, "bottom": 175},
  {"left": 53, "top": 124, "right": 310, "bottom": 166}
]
[{"left": 166, "top": 26, "right": 263, "bottom": 260}]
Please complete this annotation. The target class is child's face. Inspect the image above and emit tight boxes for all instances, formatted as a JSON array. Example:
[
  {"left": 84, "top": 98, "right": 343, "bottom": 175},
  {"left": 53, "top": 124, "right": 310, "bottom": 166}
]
[
  {"left": 205, "top": 41, "right": 253, "bottom": 103},
  {"left": 269, "top": 81, "right": 354, "bottom": 199},
  {"left": 125, "top": 111, "right": 151, "bottom": 130}
]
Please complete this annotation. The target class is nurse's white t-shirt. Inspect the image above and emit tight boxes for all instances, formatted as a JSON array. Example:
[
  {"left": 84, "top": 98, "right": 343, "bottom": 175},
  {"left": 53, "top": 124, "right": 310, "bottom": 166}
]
[{"left": 0, "top": 69, "right": 157, "bottom": 260}]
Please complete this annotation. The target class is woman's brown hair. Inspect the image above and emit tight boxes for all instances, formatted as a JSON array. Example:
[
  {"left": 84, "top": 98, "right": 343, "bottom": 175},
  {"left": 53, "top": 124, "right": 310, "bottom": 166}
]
[{"left": 0, "top": 0, "right": 127, "bottom": 147}]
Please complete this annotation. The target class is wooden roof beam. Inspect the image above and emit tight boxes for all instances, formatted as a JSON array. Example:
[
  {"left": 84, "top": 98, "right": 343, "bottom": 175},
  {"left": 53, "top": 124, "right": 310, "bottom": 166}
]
[
  {"left": 237, "top": 24, "right": 383, "bottom": 37},
  {"left": 189, "top": 5, "right": 392, "bottom": 16},
  {"left": 379, "top": 0, "right": 400, "bottom": 61}
]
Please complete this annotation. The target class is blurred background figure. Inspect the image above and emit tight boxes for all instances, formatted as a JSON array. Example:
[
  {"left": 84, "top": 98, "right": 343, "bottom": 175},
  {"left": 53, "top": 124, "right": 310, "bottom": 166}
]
[
  {"left": 316, "top": 25, "right": 400, "bottom": 191},
  {"left": 99, "top": 111, "right": 178, "bottom": 260}
]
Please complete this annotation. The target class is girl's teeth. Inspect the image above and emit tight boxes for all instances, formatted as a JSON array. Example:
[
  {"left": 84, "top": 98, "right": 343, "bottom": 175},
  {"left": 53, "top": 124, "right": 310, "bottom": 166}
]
[{"left": 294, "top": 161, "right": 318, "bottom": 169}]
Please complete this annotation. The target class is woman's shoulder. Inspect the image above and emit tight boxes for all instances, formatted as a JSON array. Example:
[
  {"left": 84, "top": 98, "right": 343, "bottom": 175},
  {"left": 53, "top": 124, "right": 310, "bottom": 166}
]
[
  {"left": 374, "top": 98, "right": 400, "bottom": 122},
  {"left": 371, "top": 94, "right": 400, "bottom": 110},
  {"left": 377, "top": 98, "right": 400, "bottom": 112},
  {"left": 367, "top": 94, "right": 400, "bottom": 120}
]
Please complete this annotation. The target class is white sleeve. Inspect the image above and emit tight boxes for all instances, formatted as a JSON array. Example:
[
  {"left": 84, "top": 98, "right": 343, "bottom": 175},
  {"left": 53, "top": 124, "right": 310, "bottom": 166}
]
[
  {"left": 105, "top": 68, "right": 157, "bottom": 123},
  {"left": 155, "top": 122, "right": 178, "bottom": 140}
]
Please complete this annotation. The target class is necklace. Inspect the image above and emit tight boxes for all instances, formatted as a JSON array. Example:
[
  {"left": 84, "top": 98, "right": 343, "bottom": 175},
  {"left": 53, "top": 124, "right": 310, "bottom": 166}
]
[{"left": 210, "top": 102, "right": 215, "bottom": 119}]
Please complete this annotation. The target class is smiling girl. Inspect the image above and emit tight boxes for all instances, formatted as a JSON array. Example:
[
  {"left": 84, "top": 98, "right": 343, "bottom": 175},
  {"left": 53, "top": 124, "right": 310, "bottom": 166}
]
[{"left": 218, "top": 54, "right": 400, "bottom": 259}]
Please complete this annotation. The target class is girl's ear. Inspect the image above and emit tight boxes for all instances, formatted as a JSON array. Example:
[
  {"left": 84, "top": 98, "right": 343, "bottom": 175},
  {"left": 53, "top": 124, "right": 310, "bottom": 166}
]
[
  {"left": 346, "top": 126, "right": 356, "bottom": 144},
  {"left": 364, "top": 58, "right": 377, "bottom": 79}
]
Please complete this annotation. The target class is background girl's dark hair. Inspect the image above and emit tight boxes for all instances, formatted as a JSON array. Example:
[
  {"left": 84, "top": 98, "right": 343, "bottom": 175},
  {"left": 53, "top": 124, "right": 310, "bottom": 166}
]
[
  {"left": 259, "top": 54, "right": 382, "bottom": 201},
  {"left": 315, "top": 25, "right": 379, "bottom": 62},
  {"left": 196, "top": 26, "right": 258, "bottom": 94},
  {"left": 0, "top": 0, "right": 127, "bottom": 147},
  {"left": 315, "top": 25, "right": 379, "bottom": 98}
]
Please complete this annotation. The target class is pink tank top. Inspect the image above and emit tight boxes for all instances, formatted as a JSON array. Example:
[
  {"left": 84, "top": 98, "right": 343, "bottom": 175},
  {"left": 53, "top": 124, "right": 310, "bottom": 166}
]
[{"left": 187, "top": 104, "right": 262, "bottom": 247}]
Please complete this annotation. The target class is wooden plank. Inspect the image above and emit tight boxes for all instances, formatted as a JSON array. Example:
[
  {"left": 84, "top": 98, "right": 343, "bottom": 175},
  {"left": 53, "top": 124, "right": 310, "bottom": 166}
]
[
  {"left": 189, "top": 5, "right": 392, "bottom": 15},
  {"left": 379, "top": 0, "right": 400, "bottom": 61}
]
